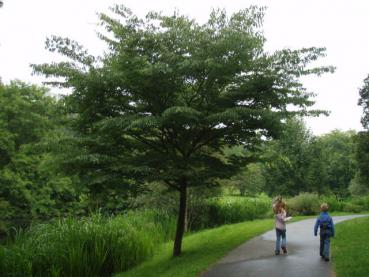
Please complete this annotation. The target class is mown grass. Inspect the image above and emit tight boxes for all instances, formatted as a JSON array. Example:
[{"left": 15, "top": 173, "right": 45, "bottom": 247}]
[
  {"left": 118, "top": 218, "right": 275, "bottom": 277},
  {"left": 332, "top": 216, "right": 369, "bottom": 277}
]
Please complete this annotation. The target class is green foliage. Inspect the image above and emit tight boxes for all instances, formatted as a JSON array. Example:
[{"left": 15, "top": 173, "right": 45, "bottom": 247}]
[
  {"left": 353, "top": 131, "right": 369, "bottom": 195},
  {"left": 332, "top": 217, "right": 369, "bottom": 277},
  {"left": 348, "top": 173, "right": 369, "bottom": 197},
  {"left": 354, "top": 74, "right": 369, "bottom": 199},
  {"left": 287, "top": 192, "right": 320, "bottom": 215},
  {"left": 186, "top": 185, "right": 223, "bottom": 231},
  {"left": 319, "top": 195, "right": 344, "bottom": 212},
  {"left": 33, "top": 5, "right": 332, "bottom": 255},
  {"left": 262, "top": 119, "right": 357, "bottom": 197},
  {"left": 342, "top": 202, "right": 361, "bottom": 213},
  {"left": 263, "top": 117, "right": 316, "bottom": 195},
  {"left": 0, "top": 81, "right": 84, "bottom": 236},
  {"left": 126, "top": 184, "right": 269, "bottom": 231},
  {"left": 189, "top": 195, "right": 271, "bottom": 230},
  {"left": 224, "top": 163, "right": 266, "bottom": 196},
  {"left": 358, "top": 75, "right": 369, "bottom": 129},
  {"left": 0, "top": 210, "right": 176, "bottom": 277},
  {"left": 317, "top": 130, "right": 357, "bottom": 197},
  {"left": 287, "top": 193, "right": 369, "bottom": 215},
  {"left": 127, "top": 182, "right": 179, "bottom": 215},
  {"left": 351, "top": 196, "right": 369, "bottom": 211}
]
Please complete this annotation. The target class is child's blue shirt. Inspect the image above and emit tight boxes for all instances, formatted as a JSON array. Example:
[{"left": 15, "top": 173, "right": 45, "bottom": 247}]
[{"left": 314, "top": 212, "right": 335, "bottom": 237}]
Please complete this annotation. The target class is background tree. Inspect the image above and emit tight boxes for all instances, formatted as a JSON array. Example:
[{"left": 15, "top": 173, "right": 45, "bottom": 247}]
[
  {"left": 226, "top": 163, "right": 265, "bottom": 196},
  {"left": 316, "top": 130, "right": 356, "bottom": 197},
  {"left": 0, "top": 81, "right": 83, "bottom": 236},
  {"left": 262, "top": 117, "right": 314, "bottom": 195},
  {"left": 358, "top": 75, "right": 369, "bottom": 129},
  {"left": 354, "top": 74, "right": 369, "bottom": 194},
  {"left": 33, "top": 6, "right": 333, "bottom": 256},
  {"left": 353, "top": 131, "right": 369, "bottom": 194}
]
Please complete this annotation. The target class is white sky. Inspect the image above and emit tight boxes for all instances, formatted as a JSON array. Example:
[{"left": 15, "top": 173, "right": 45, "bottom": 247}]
[{"left": 0, "top": 0, "right": 368, "bottom": 135}]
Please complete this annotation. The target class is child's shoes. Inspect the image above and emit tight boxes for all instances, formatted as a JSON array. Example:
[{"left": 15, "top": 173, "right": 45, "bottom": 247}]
[{"left": 281, "top": 246, "right": 287, "bottom": 254}]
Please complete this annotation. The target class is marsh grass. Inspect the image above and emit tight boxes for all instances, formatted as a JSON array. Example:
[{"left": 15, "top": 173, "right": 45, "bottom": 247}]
[
  {"left": 188, "top": 195, "right": 272, "bottom": 230},
  {"left": 0, "top": 210, "right": 175, "bottom": 277},
  {"left": 208, "top": 196, "right": 271, "bottom": 224}
]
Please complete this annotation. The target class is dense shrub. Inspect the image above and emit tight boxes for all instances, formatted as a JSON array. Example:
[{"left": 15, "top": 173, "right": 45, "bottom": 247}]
[
  {"left": 287, "top": 193, "right": 320, "bottom": 215},
  {"left": 342, "top": 202, "right": 361, "bottom": 213},
  {"left": 287, "top": 193, "right": 369, "bottom": 215},
  {"left": 0, "top": 210, "right": 175, "bottom": 277},
  {"left": 319, "top": 195, "right": 345, "bottom": 212},
  {"left": 351, "top": 196, "right": 369, "bottom": 211}
]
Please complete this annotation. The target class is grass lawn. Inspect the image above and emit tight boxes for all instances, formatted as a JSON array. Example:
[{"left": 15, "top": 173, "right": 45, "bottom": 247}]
[{"left": 332, "top": 216, "right": 369, "bottom": 277}]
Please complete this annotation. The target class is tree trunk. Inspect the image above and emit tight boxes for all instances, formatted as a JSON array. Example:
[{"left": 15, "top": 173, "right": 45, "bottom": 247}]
[{"left": 173, "top": 176, "right": 187, "bottom": 257}]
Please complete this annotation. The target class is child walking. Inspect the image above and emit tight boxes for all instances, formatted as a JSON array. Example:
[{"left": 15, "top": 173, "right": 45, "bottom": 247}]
[
  {"left": 314, "top": 203, "right": 335, "bottom": 262},
  {"left": 273, "top": 198, "right": 292, "bottom": 255}
]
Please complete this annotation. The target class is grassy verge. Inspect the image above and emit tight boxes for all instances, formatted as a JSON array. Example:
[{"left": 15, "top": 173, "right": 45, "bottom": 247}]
[
  {"left": 117, "top": 219, "right": 274, "bottom": 277},
  {"left": 118, "top": 216, "right": 315, "bottom": 277},
  {"left": 332, "top": 216, "right": 369, "bottom": 277}
]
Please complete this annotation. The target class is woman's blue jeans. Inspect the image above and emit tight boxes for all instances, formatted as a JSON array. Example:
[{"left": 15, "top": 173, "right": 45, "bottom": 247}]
[{"left": 275, "top": 228, "right": 286, "bottom": 252}]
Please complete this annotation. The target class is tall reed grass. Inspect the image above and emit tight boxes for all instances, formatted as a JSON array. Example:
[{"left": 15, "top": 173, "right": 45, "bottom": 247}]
[
  {"left": 189, "top": 195, "right": 272, "bottom": 229},
  {"left": 0, "top": 210, "right": 175, "bottom": 277}
]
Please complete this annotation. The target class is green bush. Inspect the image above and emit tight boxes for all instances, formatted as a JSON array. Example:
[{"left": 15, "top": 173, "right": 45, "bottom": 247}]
[
  {"left": 351, "top": 196, "right": 369, "bottom": 211},
  {"left": 287, "top": 193, "right": 320, "bottom": 215},
  {"left": 281, "top": 193, "right": 369, "bottom": 216},
  {"left": 319, "top": 195, "right": 344, "bottom": 212},
  {"left": 342, "top": 202, "right": 361, "bottom": 213},
  {"left": 0, "top": 210, "right": 175, "bottom": 277}
]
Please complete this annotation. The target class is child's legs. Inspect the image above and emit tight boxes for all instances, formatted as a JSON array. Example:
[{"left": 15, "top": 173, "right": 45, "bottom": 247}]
[
  {"left": 281, "top": 229, "right": 286, "bottom": 248},
  {"left": 275, "top": 228, "right": 281, "bottom": 251},
  {"left": 320, "top": 235, "right": 324, "bottom": 256},
  {"left": 323, "top": 236, "right": 330, "bottom": 257}
]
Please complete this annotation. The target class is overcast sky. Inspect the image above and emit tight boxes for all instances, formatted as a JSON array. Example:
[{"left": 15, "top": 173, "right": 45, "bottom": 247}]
[{"left": 0, "top": 0, "right": 368, "bottom": 135}]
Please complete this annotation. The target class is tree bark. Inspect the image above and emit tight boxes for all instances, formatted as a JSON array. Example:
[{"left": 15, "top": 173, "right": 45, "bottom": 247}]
[{"left": 173, "top": 176, "right": 187, "bottom": 257}]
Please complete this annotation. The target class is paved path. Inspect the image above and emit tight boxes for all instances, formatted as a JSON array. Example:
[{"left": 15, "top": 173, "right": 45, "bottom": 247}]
[{"left": 201, "top": 215, "right": 369, "bottom": 277}]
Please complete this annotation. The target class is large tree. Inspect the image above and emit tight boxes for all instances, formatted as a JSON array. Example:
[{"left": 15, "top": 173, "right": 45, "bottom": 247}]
[{"left": 33, "top": 6, "right": 332, "bottom": 256}]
